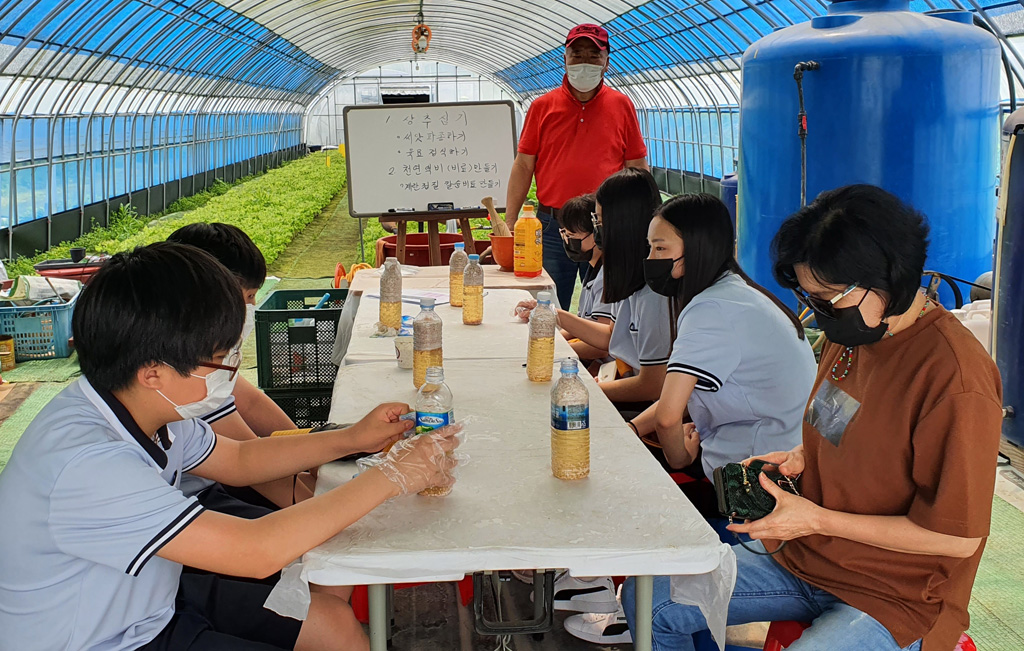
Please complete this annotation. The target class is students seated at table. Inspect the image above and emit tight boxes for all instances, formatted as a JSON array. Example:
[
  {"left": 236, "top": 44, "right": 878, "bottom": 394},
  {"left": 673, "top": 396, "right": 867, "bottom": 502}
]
[
  {"left": 622, "top": 185, "right": 1002, "bottom": 651},
  {"left": 558, "top": 168, "right": 671, "bottom": 412},
  {"left": 0, "top": 242, "right": 461, "bottom": 651},
  {"left": 562, "top": 193, "right": 816, "bottom": 646},
  {"left": 167, "top": 222, "right": 313, "bottom": 515},
  {"left": 516, "top": 193, "right": 614, "bottom": 367}
]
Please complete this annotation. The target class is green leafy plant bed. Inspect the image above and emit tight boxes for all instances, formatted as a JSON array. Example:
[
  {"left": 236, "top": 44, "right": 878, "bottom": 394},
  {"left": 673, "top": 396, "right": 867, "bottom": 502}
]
[{"left": 6, "top": 152, "right": 347, "bottom": 277}]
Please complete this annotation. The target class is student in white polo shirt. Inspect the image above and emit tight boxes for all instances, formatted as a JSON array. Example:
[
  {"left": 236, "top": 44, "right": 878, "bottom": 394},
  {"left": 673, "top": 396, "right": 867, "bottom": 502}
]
[
  {"left": 0, "top": 242, "right": 460, "bottom": 651},
  {"left": 563, "top": 195, "right": 817, "bottom": 646}
]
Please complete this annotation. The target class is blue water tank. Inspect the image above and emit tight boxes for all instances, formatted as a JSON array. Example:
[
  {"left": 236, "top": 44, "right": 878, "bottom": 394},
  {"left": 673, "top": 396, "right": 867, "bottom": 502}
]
[
  {"left": 737, "top": 0, "right": 1000, "bottom": 305},
  {"left": 721, "top": 171, "right": 738, "bottom": 231}
]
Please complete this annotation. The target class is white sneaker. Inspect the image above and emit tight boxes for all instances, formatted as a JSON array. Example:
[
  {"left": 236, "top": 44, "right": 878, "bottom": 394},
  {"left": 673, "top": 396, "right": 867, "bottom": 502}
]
[
  {"left": 550, "top": 574, "right": 618, "bottom": 613},
  {"left": 564, "top": 607, "right": 633, "bottom": 645}
]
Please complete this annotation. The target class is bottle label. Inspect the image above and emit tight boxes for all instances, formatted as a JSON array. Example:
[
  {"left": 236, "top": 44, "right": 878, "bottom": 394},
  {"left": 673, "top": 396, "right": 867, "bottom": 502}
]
[
  {"left": 416, "top": 410, "right": 454, "bottom": 434},
  {"left": 551, "top": 404, "right": 589, "bottom": 431}
]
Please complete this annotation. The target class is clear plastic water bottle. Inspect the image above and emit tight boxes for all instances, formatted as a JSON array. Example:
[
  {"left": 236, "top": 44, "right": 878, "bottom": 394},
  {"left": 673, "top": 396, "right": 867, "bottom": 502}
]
[
  {"left": 527, "top": 291, "right": 556, "bottom": 382},
  {"left": 413, "top": 298, "right": 443, "bottom": 389},
  {"left": 551, "top": 358, "right": 590, "bottom": 480},
  {"left": 449, "top": 243, "right": 469, "bottom": 307},
  {"left": 415, "top": 366, "right": 454, "bottom": 496},
  {"left": 463, "top": 254, "right": 484, "bottom": 325},
  {"left": 379, "top": 257, "right": 403, "bottom": 330}
]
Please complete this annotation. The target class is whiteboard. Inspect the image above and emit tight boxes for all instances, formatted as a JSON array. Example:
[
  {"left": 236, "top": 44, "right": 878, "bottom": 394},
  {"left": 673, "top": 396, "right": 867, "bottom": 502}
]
[{"left": 343, "top": 101, "right": 517, "bottom": 217}]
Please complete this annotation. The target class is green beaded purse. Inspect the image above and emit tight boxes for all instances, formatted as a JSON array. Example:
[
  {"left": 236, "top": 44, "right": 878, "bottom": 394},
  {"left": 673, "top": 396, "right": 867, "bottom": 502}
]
[{"left": 713, "top": 459, "right": 800, "bottom": 555}]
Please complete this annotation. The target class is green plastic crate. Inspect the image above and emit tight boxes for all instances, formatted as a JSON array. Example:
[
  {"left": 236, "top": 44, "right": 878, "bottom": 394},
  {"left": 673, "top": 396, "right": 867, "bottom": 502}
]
[
  {"left": 265, "top": 387, "right": 333, "bottom": 430},
  {"left": 255, "top": 288, "right": 347, "bottom": 390}
]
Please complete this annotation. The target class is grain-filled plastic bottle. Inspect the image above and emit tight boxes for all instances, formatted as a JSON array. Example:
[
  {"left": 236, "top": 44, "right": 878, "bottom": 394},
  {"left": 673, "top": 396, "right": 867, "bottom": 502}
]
[
  {"left": 379, "top": 257, "right": 403, "bottom": 330},
  {"left": 415, "top": 365, "right": 455, "bottom": 496},
  {"left": 527, "top": 291, "right": 556, "bottom": 382},
  {"left": 462, "top": 254, "right": 484, "bottom": 325},
  {"left": 449, "top": 242, "right": 469, "bottom": 307},
  {"left": 551, "top": 358, "right": 590, "bottom": 480},
  {"left": 413, "top": 298, "right": 443, "bottom": 389},
  {"left": 514, "top": 205, "right": 543, "bottom": 278}
]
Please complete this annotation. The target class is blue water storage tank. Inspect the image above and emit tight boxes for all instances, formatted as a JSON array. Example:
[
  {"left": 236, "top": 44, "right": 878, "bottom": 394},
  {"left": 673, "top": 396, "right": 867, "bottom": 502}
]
[
  {"left": 721, "top": 172, "right": 738, "bottom": 231},
  {"left": 737, "top": 0, "right": 1000, "bottom": 305}
]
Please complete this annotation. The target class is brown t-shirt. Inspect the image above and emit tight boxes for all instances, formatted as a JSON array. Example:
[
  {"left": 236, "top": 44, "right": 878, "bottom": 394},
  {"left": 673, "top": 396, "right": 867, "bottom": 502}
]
[{"left": 772, "top": 306, "right": 1002, "bottom": 651}]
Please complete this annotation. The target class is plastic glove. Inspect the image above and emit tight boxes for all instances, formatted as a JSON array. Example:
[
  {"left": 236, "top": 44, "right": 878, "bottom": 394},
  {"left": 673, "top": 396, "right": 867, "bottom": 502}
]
[
  {"left": 512, "top": 298, "right": 538, "bottom": 322},
  {"left": 373, "top": 423, "right": 463, "bottom": 496}
]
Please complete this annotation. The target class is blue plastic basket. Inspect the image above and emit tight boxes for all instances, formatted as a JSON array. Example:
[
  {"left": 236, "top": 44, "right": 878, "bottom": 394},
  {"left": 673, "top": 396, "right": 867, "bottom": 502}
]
[{"left": 0, "top": 294, "right": 77, "bottom": 362}]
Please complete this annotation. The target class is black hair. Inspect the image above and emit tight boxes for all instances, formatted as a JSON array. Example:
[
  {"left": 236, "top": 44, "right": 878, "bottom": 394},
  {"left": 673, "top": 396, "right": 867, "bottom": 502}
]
[
  {"left": 596, "top": 168, "right": 661, "bottom": 303},
  {"left": 656, "top": 194, "right": 805, "bottom": 340},
  {"left": 167, "top": 222, "right": 267, "bottom": 290},
  {"left": 771, "top": 184, "right": 930, "bottom": 319},
  {"left": 557, "top": 194, "right": 596, "bottom": 234},
  {"left": 73, "top": 242, "right": 245, "bottom": 392}
]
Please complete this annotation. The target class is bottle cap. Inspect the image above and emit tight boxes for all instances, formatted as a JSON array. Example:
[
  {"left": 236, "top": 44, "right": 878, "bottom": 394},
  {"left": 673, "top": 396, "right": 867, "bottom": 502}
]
[
  {"left": 537, "top": 291, "right": 551, "bottom": 304},
  {"left": 385, "top": 256, "right": 398, "bottom": 262},
  {"left": 468, "top": 254, "right": 480, "bottom": 261},
  {"left": 420, "top": 297, "right": 436, "bottom": 307},
  {"left": 454, "top": 243, "right": 465, "bottom": 250},
  {"left": 560, "top": 358, "right": 579, "bottom": 374}
]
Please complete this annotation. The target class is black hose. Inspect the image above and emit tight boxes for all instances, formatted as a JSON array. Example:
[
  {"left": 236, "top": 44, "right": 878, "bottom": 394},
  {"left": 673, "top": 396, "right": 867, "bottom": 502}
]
[{"left": 793, "top": 61, "right": 820, "bottom": 207}]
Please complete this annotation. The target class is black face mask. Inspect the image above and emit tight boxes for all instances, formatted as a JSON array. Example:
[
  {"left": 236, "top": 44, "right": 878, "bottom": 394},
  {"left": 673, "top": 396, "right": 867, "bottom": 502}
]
[
  {"left": 643, "top": 257, "right": 684, "bottom": 297},
  {"left": 562, "top": 237, "right": 593, "bottom": 263},
  {"left": 593, "top": 223, "right": 604, "bottom": 249},
  {"left": 812, "top": 292, "right": 887, "bottom": 347}
]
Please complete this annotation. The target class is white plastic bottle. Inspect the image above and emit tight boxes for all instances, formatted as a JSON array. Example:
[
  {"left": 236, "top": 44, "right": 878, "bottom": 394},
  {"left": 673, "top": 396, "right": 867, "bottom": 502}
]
[{"left": 415, "top": 366, "right": 455, "bottom": 496}]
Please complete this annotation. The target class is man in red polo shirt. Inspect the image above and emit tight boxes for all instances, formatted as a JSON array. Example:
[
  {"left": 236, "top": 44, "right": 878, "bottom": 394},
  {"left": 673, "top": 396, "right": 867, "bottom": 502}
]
[{"left": 505, "top": 23, "right": 649, "bottom": 309}]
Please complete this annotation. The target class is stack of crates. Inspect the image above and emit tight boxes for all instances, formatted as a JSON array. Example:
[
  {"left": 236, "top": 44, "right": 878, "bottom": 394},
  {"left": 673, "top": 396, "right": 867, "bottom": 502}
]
[{"left": 254, "top": 288, "right": 347, "bottom": 429}]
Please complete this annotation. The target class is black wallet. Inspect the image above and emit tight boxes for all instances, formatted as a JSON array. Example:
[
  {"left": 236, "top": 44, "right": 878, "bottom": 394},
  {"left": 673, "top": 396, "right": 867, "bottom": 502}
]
[{"left": 712, "top": 459, "right": 800, "bottom": 555}]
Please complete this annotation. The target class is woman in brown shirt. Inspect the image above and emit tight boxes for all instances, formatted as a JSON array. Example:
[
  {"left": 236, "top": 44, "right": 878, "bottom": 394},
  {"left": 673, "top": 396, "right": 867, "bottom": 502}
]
[{"left": 622, "top": 184, "right": 1002, "bottom": 651}]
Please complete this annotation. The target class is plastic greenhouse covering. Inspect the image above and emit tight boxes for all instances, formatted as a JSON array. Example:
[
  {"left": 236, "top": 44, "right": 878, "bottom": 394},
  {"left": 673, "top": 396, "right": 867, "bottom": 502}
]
[{"left": 2, "top": 0, "right": 1024, "bottom": 237}]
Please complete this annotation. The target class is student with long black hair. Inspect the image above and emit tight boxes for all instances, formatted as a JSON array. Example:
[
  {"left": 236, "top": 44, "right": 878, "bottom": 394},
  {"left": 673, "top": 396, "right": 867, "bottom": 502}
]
[
  {"left": 628, "top": 194, "right": 815, "bottom": 479},
  {"left": 558, "top": 168, "right": 670, "bottom": 409},
  {"left": 564, "top": 193, "right": 817, "bottom": 647}
]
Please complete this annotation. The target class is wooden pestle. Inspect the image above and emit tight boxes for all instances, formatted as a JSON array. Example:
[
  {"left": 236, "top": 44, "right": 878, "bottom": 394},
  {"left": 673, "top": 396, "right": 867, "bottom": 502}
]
[{"left": 481, "top": 196, "right": 512, "bottom": 237}]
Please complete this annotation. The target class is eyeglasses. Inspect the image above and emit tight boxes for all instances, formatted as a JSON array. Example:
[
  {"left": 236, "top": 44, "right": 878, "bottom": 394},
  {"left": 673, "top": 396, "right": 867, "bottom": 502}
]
[
  {"left": 792, "top": 283, "right": 860, "bottom": 319},
  {"left": 197, "top": 349, "right": 241, "bottom": 381}
]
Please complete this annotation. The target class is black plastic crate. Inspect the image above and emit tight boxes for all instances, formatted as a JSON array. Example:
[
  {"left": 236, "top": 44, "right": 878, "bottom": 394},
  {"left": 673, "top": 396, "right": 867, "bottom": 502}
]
[
  {"left": 265, "top": 388, "right": 333, "bottom": 430},
  {"left": 255, "top": 288, "right": 347, "bottom": 390}
]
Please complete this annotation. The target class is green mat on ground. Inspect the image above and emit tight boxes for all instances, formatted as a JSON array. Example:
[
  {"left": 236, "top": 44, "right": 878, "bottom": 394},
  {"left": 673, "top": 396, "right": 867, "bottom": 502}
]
[
  {"left": 968, "top": 495, "right": 1024, "bottom": 650},
  {"left": 0, "top": 381, "right": 73, "bottom": 472},
  {"left": 1, "top": 352, "right": 81, "bottom": 382}
]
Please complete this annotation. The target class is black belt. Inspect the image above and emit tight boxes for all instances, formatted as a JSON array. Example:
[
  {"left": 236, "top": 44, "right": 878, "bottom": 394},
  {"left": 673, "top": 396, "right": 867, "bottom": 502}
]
[{"left": 537, "top": 203, "right": 562, "bottom": 219}]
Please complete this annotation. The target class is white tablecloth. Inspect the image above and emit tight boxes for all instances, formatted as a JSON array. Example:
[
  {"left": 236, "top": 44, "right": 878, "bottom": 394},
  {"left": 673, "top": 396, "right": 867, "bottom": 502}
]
[{"left": 267, "top": 358, "right": 736, "bottom": 648}]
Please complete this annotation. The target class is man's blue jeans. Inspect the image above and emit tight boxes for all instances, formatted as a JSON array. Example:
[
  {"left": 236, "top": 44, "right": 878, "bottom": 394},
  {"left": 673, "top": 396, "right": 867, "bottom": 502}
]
[
  {"left": 538, "top": 210, "right": 585, "bottom": 309},
  {"left": 622, "top": 541, "right": 922, "bottom": 651}
]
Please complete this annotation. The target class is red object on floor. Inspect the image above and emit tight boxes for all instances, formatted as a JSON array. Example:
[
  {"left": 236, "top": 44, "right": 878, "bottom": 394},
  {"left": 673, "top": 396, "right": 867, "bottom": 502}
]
[
  {"left": 763, "top": 621, "right": 810, "bottom": 651},
  {"left": 350, "top": 577, "right": 475, "bottom": 624},
  {"left": 763, "top": 622, "right": 975, "bottom": 651}
]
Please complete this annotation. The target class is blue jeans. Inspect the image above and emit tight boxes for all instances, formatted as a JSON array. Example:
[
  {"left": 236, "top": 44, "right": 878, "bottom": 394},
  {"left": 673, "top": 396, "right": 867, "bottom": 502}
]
[
  {"left": 538, "top": 210, "right": 585, "bottom": 309},
  {"left": 622, "top": 542, "right": 922, "bottom": 651}
]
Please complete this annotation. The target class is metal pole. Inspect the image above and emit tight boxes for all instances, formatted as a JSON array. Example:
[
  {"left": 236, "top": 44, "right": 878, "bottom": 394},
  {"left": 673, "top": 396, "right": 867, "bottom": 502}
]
[
  {"left": 633, "top": 575, "right": 654, "bottom": 651},
  {"left": 368, "top": 583, "right": 389, "bottom": 651}
]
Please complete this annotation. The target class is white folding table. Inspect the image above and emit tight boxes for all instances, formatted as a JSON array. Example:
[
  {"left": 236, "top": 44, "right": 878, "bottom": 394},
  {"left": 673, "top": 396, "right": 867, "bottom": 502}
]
[{"left": 271, "top": 353, "right": 735, "bottom": 651}]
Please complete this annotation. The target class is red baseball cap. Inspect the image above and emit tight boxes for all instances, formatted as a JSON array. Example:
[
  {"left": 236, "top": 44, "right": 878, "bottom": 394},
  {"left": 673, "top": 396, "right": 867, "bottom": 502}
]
[{"left": 565, "top": 24, "right": 609, "bottom": 50}]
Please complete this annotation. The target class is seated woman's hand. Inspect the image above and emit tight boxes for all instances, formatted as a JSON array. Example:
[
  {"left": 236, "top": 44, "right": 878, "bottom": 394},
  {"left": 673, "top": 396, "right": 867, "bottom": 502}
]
[
  {"left": 743, "top": 446, "right": 804, "bottom": 477},
  {"left": 513, "top": 299, "right": 538, "bottom": 322},
  {"left": 727, "top": 473, "right": 824, "bottom": 542},
  {"left": 374, "top": 424, "right": 463, "bottom": 496}
]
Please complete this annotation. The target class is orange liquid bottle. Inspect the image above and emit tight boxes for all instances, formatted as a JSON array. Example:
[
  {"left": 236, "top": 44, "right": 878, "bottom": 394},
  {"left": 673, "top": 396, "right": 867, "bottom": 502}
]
[{"left": 514, "top": 205, "right": 543, "bottom": 278}]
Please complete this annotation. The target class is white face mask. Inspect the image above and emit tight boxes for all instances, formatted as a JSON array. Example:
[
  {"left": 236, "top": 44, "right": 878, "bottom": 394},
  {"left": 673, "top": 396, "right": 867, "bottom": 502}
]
[
  {"left": 158, "top": 359, "right": 238, "bottom": 421},
  {"left": 567, "top": 63, "right": 604, "bottom": 93},
  {"left": 242, "top": 304, "right": 256, "bottom": 341}
]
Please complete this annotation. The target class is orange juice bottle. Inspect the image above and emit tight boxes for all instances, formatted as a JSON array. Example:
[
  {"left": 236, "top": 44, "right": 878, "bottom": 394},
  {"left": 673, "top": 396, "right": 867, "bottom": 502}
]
[{"left": 514, "top": 205, "right": 543, "bottom": 278}]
